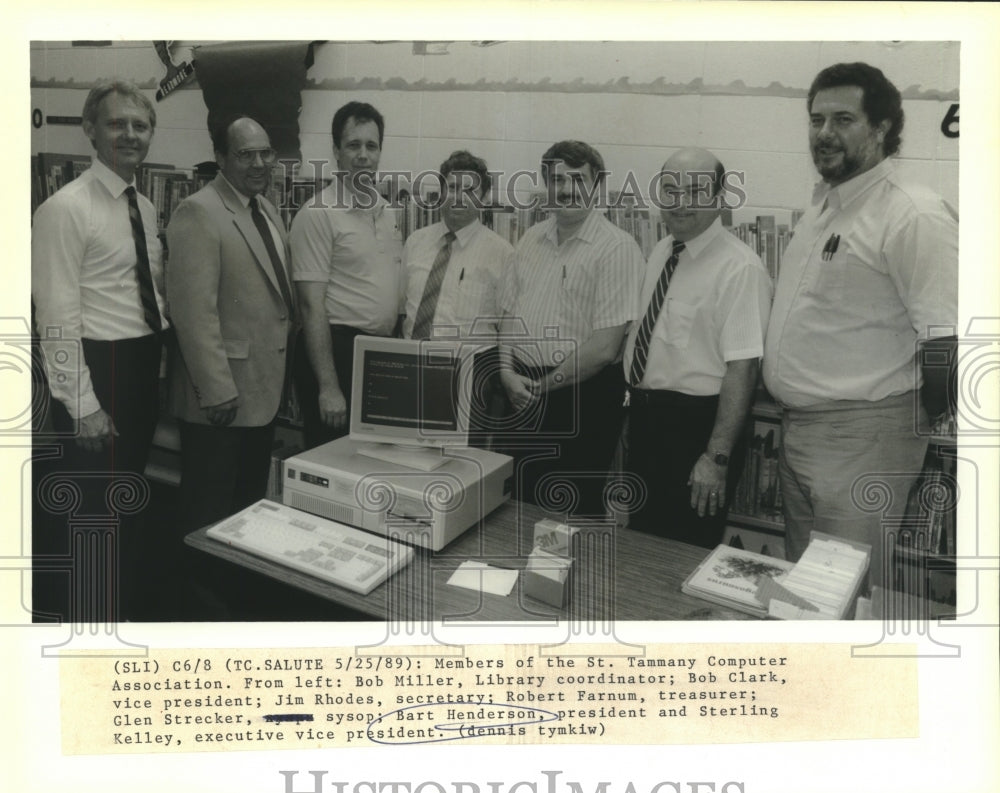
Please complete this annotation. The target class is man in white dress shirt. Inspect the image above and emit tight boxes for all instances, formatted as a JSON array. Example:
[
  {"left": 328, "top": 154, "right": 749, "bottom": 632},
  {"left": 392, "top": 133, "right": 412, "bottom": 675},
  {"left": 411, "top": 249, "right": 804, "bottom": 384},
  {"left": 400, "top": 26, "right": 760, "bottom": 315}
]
[
  {"left": 32, "top": 79, "right": 169, "bottom": 620},
  {"left": 763, "top": 63, "right": 957, "bottom": 582},
  {"left": 623, "top": 147, "right": 772, "bottom": 548},
  {"left": 498, "top": 140, "right": 645, "bottom": 517},
  {"left": 401, "top": 151, "right": 513, "bottom": 444},
  {"left": 402, "top": 150, "right": 513, "bottom": 341}
]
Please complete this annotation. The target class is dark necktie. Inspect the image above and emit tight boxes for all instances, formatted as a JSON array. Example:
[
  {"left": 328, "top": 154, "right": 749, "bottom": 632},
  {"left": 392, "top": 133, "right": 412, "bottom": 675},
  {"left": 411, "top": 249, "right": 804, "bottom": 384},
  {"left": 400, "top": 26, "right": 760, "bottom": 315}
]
[
  {"left": 411, "top": 230, "right": 457, "bottom": 340},
  {"left": 124, "top": 186, "right": 162, "bottom": 333},
  {"left": 628, "top": 239, "right": 686, "bottom": 387},
  {"left": 250, "top": 196, "right": 295, "bottom": 319}
]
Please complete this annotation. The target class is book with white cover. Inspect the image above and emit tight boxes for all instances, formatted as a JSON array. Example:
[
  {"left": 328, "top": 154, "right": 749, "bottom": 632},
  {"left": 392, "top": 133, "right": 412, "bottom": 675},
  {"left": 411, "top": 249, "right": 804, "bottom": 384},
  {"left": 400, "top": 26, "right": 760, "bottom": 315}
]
[{"left": 682, "top": 545, "right": 794, "bottom": 618}]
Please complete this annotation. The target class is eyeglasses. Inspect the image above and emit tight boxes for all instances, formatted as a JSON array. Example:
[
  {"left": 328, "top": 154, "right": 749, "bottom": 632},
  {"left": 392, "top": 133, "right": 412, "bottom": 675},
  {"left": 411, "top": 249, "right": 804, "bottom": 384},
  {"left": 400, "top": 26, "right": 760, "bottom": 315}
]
[{"left": 234, "top": 148, "right": 277, "bottom": 165}]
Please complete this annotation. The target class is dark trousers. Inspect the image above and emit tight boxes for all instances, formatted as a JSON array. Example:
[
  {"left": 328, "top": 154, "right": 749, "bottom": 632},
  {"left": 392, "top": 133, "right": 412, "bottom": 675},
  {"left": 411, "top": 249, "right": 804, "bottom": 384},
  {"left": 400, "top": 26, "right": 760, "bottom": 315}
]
[
  {"left": 177, "top": 420, "right": 276, "bottom": 533},
  {"left": 625, "top": 388, "right": 745, "bottom": 549},
  {"left": 293, "top": 324, "right": 371, "bottom": 450},
  {"left": 34, "top": 334, "right": 163, "bottom": 622},
  {"left": 499, "top": 362, "right": 625, "bottom": 519}
]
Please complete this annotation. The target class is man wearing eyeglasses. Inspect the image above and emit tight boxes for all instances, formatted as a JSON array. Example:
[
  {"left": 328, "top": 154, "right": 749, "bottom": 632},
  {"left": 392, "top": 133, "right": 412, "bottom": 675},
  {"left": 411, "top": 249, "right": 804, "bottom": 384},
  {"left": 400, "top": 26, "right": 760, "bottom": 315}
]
[
  {"left": 622, "top": 148, "right": 771, "bottom": 548},
  {"left": 166, "top": 114, "right": 295, "bottom": 535}
]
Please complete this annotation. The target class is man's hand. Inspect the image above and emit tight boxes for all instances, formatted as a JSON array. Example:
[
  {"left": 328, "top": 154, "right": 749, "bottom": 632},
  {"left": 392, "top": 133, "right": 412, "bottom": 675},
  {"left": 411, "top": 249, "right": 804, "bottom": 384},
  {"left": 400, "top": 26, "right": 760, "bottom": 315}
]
[
  {"left": 205, "top": 397, "right": 239, "bottom": 426},
  {"left": 688, "top": 454, "right": 728, "bottom": 517},
  {"left": 75, "top": 408, "right": 117, "bottom": 453},
  {"left": 500, "top": 369, "right": 539, "bottom": 413},
  {"left": 318, "top": 386, "right": 348, "bottom": 429}
]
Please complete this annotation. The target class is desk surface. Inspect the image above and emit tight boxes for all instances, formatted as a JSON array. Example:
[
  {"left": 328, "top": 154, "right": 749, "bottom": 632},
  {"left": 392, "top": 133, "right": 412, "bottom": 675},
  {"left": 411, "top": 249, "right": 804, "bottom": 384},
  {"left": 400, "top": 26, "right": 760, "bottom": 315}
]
[{"left": 185, "top": 500, "right": 750, "bottom": 622}]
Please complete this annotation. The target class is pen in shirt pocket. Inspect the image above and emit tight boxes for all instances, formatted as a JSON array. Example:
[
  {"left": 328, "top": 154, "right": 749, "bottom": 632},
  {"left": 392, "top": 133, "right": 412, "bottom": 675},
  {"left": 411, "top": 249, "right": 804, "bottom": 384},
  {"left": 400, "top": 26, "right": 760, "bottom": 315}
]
[
  {"left": 459, "top": 267, "right": 465, "bottom": 282},
  {"left": 822, "top": 233, "right": 841, "bottom": 261}
]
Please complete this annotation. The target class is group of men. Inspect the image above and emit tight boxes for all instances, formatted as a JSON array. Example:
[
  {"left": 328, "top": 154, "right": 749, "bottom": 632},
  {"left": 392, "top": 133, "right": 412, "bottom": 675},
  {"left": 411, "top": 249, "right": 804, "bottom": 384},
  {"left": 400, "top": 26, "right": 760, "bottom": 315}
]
[{"left": 31, "top": 60, "right": 957, "bottom": 621}]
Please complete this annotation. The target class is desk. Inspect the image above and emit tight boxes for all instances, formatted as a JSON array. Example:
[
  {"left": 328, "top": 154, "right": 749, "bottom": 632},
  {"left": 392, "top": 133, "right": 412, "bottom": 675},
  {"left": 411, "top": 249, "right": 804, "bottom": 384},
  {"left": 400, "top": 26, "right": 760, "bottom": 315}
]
[{"left": 185, "top": 500, "right": 751, "bottom": 621}]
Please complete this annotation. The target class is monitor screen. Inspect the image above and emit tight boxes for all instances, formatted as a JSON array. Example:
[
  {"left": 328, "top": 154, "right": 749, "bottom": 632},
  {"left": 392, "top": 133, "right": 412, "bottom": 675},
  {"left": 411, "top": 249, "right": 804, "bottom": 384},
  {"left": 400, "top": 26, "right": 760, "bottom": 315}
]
[{"left": 350, "top": 337, "right": 494, "bottom": 449}]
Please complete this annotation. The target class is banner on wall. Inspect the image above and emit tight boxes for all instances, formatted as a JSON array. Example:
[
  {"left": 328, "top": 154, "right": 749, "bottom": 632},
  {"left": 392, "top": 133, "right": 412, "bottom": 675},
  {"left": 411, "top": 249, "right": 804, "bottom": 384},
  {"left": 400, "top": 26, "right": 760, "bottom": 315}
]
[{"left": 192, "top": 40, "right": 317, "bottom": 163}]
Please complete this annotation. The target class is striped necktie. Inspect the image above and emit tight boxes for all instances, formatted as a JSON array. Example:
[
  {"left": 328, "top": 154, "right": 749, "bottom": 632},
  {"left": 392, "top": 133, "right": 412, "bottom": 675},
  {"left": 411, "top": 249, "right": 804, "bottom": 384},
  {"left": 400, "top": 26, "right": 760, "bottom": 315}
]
[
  {"left": 251, "top": 196, "right": 295, "bottom": 319},
  {"left": 628, "top": 239, "right": 686, "bottom": 387},
  {"left": 125, "top": 186, "right": 162, "bottom": 333},
  {"left": 411, "top": 230, "right": 457, "bottom": 340}
]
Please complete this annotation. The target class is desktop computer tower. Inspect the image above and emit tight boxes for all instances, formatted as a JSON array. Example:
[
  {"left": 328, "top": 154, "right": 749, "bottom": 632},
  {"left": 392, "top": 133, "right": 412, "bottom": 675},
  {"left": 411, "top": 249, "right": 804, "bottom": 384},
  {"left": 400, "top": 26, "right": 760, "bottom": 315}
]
[{"left": 282, "top": 437, "right": 514, "bottom": 551}]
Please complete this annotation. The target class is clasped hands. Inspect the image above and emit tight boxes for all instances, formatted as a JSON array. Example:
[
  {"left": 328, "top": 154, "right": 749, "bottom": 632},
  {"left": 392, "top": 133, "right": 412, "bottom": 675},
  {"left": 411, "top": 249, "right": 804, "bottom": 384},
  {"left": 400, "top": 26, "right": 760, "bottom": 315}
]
[{"left": 500, "top": 369, "right": 543, "bottom": 413}]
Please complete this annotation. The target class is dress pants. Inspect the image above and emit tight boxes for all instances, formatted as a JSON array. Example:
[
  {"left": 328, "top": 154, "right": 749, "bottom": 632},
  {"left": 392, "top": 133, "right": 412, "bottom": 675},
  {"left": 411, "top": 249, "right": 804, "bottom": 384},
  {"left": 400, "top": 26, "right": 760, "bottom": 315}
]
[
  {"left": 625, "top": 388, "right": 744, "bottom": 549},
  {"left": 500, "top": 362, "right": 625, "bottom": 519},
  {"left": 177, "top": 420, "right": 276, "bottom": 533},
  {"left": 34, "top": 334, "right": 163, "bottom": 622},
  {"left": 293, "top": 324, "right": 371, "bottom": 450},
  {"left": 779, "top": 392, "right": 929, "bottom": 589}
]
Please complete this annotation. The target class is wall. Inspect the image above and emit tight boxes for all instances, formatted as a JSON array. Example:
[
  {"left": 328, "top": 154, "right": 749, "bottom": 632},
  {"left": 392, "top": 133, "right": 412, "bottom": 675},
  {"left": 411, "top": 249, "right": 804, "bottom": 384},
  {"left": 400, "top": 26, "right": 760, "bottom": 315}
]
[{"left": 30, "top": 40, "right": 959, "bottom": 225}]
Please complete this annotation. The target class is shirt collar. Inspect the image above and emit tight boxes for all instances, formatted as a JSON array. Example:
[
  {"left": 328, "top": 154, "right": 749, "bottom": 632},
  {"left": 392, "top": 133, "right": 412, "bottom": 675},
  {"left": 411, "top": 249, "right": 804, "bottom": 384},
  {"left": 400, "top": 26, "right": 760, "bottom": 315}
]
[
  {"left": 543, "top": 209, "right": 601, "bottom": 246},
  {"left": 90, "top": 158, "right": 136, "bottom": 199},
  {"left": 812, "top": 157, "right": 894, "bottom": 212},
  {"left": 674, "top": 215, "right": 724, "bottom": 260},
  {"left": 448, "top": 218, "right": 481, "bottom": 248},
  {"left": 333, "top": 175, "right": 386, "bottom": 215},
  {"left": 219, "top": 173, "right": 253, "bottom": 207}
]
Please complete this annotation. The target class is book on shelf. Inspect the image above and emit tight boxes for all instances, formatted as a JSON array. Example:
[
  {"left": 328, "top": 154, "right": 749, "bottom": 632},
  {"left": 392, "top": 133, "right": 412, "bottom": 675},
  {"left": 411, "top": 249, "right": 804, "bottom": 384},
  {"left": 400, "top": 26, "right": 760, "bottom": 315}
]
[
  {"left": 32, "top": 152, "right": 93, "bottom": 213},
  {"left": 724, "top": 214, "right": 794, "bottom": 282},
  {"left": 731, "top": 418, "right": 784, "bottom": 526}
]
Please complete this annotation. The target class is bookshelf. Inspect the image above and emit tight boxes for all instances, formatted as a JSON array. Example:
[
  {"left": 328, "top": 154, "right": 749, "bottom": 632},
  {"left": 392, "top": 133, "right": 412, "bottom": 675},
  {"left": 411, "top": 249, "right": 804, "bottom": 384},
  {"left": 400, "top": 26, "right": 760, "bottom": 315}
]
[
  {"left": 891, "top": 431, "right": 957, "bottom": 611},
  {"left": 723, "top": 397, "right": 786, "bottom": 559},
  {"left": 31, "top": 152, "right": 91, "bottom": 215}
]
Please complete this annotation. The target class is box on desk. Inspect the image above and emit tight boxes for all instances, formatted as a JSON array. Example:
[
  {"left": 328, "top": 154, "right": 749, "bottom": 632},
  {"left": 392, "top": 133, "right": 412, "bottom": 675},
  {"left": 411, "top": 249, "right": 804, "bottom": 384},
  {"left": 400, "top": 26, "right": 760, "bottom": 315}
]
[
  {"left": 758, "top": 531, "right": 871, "bottom": 620},
  {"left": 523, "top": 548, "right": 573, "bottom": 608},
  {"left": 533, "top": 518, "right": 577, "bottom": 555},
  {"left": 522, "top": 519, "right": 577, "bottom": 608}
]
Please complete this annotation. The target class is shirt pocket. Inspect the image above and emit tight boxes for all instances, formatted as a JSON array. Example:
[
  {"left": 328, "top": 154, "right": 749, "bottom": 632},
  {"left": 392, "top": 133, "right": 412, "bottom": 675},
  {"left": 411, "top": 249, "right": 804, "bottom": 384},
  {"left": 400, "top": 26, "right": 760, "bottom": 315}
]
[
  {"left": 659, "top": 298, "right": 698, "bottom": 349},
  {"left": 454, "top": 276, "right": 494, "bottom": 325}
]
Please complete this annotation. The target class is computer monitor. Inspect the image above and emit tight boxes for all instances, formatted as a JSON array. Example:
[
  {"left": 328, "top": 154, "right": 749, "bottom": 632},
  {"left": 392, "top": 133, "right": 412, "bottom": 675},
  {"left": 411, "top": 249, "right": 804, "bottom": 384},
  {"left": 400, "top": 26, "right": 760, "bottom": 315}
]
[{"left": 349, "top": 336, "right": 495, "bottom": 470}]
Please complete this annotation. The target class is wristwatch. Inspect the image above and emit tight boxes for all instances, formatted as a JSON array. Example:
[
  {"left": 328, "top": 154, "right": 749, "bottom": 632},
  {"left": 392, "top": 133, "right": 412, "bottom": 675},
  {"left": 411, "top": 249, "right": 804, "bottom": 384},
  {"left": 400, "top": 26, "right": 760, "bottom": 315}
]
[{"left": 708, "top": 451, "right": 729, "bottom": 466}]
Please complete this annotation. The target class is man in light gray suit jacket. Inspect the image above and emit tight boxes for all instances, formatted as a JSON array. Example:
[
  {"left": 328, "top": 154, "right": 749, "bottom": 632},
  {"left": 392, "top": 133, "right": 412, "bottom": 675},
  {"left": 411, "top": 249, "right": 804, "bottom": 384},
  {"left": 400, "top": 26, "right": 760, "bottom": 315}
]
[{"left": 167, "top": 115, "right": 295, "bottom": 534}]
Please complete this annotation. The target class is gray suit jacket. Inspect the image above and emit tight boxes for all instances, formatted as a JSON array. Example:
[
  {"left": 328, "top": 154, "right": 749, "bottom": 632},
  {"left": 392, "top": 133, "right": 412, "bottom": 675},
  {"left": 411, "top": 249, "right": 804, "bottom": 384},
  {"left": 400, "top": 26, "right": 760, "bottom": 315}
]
[{"left": 166, "top": 175, "right": 293, "bottom": 426}]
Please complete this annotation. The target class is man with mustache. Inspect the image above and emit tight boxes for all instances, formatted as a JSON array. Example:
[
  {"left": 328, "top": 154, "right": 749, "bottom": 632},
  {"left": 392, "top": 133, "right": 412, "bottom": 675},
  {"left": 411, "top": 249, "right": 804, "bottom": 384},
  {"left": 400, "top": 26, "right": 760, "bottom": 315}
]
[
  {"left": 763, "top": 63, "right": 958, "bottom": 585},
  {"left": 498, "top": 140, "right": 644, "bottom": 518}
]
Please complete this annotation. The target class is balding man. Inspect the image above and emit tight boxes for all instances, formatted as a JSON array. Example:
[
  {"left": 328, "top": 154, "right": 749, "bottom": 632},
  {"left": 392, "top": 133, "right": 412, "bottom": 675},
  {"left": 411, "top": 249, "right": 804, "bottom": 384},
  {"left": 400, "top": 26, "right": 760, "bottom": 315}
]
[
  {"left": 622, "top": 148, "right": 772, "bottom": 548},
  {"left": 167, "top": 114, "right": 295, "bottom": 533}
]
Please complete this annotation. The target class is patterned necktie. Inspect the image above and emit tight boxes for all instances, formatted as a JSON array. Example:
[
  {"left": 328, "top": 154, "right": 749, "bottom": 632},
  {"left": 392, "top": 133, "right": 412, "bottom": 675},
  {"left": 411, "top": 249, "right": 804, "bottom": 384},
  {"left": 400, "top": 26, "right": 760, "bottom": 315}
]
[
  {"left": 628, "top": 239, "right": 686, "bottom": 387},
  {"left": 410, "top": 230, "right": 457, "bottom": 340},
  {"left": 250, "top": 196, "right": 295, "bottom": 319},
  {"left": 124, "top": 186, "right": 162, "bottom": 333}
]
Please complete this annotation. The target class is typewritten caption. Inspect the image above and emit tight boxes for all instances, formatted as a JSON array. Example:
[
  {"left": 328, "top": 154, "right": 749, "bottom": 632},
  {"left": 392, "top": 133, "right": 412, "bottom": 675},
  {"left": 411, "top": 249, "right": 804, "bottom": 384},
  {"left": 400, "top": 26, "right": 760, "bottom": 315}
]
[{"left": 61, "top": 643, "right": 917, "bottom": 753}]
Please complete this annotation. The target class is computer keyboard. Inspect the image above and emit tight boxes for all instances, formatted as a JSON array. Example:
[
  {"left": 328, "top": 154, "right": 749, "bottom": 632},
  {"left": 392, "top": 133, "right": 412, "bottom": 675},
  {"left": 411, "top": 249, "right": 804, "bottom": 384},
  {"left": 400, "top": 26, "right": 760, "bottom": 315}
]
[{"left": 206, "top": 499, "right": 414, "bottom": 595}]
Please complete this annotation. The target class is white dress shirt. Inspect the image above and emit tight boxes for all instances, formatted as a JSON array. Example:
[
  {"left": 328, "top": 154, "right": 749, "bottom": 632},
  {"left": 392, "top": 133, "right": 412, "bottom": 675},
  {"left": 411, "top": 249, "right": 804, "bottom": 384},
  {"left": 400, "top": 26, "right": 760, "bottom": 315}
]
[
  {"left": 401, "top": 219, "right": 513, "bottom": 339},
  {"left": 500, "top": 211, "right": 644, "bottom": 368},
  {"left": 622, "top": 217, "right": 773, "bottom": 396},
  {"left": 32, "top": 158, "right": 167, "bottom": 418},
  {"left": 763, "top": 158, "right": 958, "bottom": 408}
]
